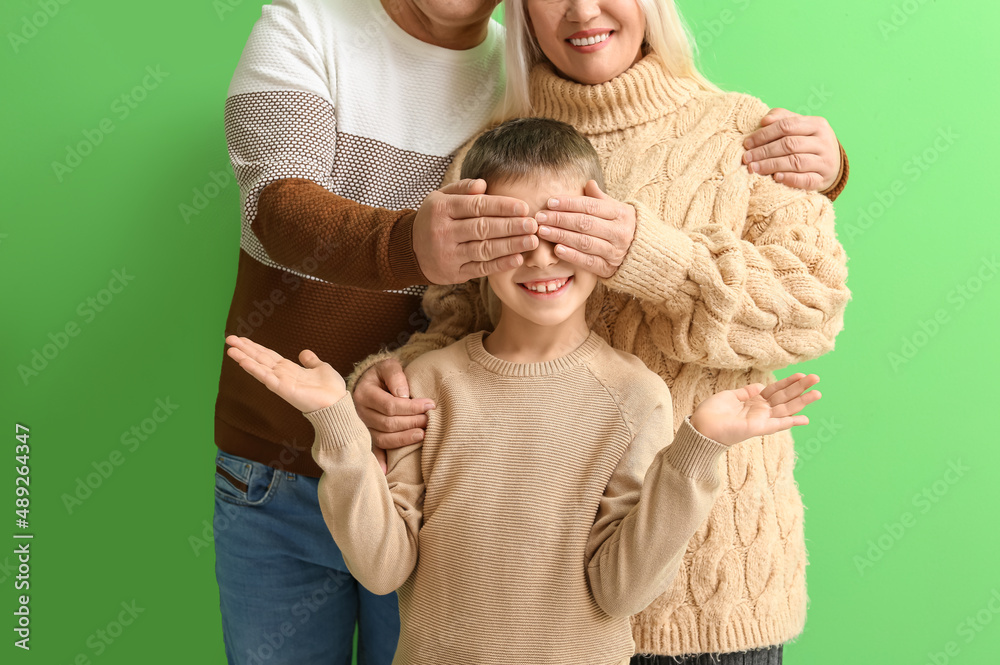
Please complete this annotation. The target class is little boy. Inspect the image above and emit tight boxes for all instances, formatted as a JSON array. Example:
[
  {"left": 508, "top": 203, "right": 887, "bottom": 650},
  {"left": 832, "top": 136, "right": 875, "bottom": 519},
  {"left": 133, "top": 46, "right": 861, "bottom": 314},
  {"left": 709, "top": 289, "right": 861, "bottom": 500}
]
[{"left": 225, "top": 118, "right": 820, "bottom": 664}]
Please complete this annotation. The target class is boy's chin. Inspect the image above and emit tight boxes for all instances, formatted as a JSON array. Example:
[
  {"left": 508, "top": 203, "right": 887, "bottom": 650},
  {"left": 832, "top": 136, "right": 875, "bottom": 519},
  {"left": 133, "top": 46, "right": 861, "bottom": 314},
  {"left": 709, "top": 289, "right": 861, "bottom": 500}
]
[{"left": 520, "top": 311, "right": 577, "bottom": 328}]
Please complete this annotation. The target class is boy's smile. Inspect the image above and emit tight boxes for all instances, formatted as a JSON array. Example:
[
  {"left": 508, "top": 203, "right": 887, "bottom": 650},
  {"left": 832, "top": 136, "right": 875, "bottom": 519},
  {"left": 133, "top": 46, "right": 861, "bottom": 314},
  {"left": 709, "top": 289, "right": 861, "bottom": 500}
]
[{"left": 518, "top": 275, "right": 573, "bottom": 296}]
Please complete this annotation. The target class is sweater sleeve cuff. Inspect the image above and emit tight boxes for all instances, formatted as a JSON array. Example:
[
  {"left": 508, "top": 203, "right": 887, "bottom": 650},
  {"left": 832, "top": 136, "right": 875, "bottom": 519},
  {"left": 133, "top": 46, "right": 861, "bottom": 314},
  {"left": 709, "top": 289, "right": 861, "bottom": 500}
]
[
  {"left": 387, "top": 210, "right": 431, "bottom": 287},
  {"left": 819, "top": 142, "right": 849, "bottom": 202},
  {"left": 601, "top": 199, "right": 691, "bottom": 302},
  {"left": 662, "top": 416, "right": 730, "bottom": 481},
  {"left": 302, "top": 393, "right": 371, "bottom": 454}
]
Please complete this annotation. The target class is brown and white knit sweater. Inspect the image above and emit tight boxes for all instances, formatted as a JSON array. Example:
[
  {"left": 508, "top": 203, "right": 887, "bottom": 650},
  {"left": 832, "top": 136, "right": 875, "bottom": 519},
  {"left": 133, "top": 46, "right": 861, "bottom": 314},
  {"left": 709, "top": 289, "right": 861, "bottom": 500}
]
[
  {"left": 214, "top": 0, "right": 504, "bottom": 475},
  {"left": 347, "top": 54, "right": 852, "bottom": 656}
]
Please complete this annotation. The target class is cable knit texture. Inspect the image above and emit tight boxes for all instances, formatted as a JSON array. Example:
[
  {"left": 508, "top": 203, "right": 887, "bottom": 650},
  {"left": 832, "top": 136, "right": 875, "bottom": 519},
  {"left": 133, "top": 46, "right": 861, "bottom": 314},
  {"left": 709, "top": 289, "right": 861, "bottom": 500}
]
[{"left": 348, "top": 54, "right": 851, "bottom": 657}]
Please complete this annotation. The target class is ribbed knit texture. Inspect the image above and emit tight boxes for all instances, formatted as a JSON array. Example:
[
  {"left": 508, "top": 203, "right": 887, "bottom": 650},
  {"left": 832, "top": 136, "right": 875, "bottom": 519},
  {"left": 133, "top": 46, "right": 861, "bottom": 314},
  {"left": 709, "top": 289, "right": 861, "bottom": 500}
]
[
  {"left": 348, "top": 54, "right": 851, "bottom": 656},
  {"left": 309, "top": 331, "right": 732, "bottom": 665}
]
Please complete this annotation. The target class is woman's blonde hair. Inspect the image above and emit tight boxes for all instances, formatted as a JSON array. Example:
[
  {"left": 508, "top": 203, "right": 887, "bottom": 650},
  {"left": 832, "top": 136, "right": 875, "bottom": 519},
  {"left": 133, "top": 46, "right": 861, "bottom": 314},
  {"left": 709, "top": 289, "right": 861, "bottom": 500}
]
[{"left": 498, "top": 0, "right": 719, "bottom": 120}]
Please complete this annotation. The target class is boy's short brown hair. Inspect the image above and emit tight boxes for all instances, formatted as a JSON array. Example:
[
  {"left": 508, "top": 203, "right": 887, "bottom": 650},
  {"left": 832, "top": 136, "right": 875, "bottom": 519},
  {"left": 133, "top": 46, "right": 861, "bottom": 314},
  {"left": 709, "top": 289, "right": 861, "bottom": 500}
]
[{"left": 460, "top": 117, "right": 604, "bottom": 189}]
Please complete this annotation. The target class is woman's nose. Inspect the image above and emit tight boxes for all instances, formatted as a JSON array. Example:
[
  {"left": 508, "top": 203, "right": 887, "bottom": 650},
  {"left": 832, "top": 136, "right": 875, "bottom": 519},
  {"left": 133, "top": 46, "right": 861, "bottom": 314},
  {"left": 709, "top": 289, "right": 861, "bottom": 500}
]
[
  {"left": 524, "top": 238, "right": 559, "bottom": 269},
  {"left": 566, "top": 0, "right": 601, "bottom": 24}
]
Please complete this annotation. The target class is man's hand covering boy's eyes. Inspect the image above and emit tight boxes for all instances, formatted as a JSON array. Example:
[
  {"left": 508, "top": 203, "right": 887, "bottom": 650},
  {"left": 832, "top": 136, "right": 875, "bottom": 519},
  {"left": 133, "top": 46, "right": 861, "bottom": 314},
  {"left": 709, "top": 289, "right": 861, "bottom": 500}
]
[{"left": 412, "top": 179, "right": 539, "bottom": 285}]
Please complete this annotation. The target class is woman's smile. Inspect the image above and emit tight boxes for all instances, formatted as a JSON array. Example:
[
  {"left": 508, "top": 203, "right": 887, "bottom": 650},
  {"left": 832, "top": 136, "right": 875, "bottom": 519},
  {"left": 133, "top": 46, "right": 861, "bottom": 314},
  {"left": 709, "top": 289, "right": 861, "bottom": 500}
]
[{"left": 566, "top": 29, "right": 614, "bottom": 53}]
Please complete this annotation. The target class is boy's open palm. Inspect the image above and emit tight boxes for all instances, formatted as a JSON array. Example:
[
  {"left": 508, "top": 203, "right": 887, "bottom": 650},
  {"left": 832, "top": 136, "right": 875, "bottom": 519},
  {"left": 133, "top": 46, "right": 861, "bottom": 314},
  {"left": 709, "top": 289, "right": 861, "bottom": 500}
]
[
  {"left": 225, "top": 335, "right": 346, "bottom": 414},
  {"left": 690, "top": 373, "right": 821, "bottom": 446}
]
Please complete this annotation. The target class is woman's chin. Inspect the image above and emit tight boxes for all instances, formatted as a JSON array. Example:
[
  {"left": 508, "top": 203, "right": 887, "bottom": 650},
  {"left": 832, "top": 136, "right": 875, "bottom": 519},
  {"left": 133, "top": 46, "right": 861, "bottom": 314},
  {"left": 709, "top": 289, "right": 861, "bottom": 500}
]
[{"left": 556, "top": 59, "right": 631, "bottom": 86}]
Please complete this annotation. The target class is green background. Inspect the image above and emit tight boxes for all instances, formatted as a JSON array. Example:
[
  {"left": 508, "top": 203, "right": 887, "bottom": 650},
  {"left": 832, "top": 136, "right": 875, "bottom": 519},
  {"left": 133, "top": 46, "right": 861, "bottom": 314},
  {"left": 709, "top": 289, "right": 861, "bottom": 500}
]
[{"left": 2, "top": 0, "right": 998, "bottom": 663}]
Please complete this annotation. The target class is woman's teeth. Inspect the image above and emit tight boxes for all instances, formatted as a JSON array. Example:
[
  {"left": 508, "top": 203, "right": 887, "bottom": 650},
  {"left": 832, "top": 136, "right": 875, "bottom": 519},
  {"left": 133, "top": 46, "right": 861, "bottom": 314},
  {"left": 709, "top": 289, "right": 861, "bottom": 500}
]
[
  {"left": 522, "top": 277, "right": 569, "bottom": 293},
  {"left": 569, "top": 32, "right": 611, "bottom": 47}
]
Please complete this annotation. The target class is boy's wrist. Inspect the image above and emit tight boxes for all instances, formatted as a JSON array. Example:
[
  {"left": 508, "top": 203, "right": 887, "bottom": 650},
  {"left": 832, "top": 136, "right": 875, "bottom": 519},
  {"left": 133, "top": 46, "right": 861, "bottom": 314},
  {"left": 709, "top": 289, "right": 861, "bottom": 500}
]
[
  {"left": 303, "top": 392, "right": 368, "bottom": 454},
  {"left": 688, "top": 412, "right": 723, "bottom": 445},
  {"left": 305, "top": 389, "right": 349, "bottom": 416},
  {"left": 663, "top": 416, "right": 730, "bottom": 481}
]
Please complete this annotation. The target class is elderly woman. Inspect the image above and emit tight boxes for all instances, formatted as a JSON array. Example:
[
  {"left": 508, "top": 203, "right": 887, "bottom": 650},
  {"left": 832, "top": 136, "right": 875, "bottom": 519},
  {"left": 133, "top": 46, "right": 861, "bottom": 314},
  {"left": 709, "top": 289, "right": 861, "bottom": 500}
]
[{"left": 348, "top": 1, "right": 851, "bottom": 663}]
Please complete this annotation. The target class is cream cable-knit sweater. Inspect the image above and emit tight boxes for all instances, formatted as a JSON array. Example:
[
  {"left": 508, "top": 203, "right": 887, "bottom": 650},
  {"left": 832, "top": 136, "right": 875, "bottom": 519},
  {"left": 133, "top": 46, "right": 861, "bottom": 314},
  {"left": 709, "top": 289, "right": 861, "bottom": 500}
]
[{"left": 347, "top": 54, "right": 851, "bottom": 656}]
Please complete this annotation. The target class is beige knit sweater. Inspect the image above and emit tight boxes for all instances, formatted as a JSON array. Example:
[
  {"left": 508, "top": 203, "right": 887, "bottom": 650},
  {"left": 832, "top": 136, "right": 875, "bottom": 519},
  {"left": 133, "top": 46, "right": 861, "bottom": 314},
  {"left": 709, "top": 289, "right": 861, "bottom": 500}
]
[
  {"left": 348, "top": 54, "right": 851, "bottom": 656},
  {"left": 307, "top": 330, "right": 731, "bottom": 664}
]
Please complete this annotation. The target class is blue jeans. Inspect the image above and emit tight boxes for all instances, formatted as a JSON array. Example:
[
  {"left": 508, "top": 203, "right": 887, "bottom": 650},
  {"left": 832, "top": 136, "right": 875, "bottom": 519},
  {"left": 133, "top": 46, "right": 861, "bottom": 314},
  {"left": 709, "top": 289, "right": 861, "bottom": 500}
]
[{"left": 213, "top": 448, "right": 401, "bottom": 665}]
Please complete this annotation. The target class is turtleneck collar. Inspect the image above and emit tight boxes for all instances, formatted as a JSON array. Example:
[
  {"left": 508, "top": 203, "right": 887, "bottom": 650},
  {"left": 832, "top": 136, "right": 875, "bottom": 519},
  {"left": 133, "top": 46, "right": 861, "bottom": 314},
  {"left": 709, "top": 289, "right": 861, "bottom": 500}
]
[{"left": 528, "top": 53, "right": 703, "bottom": 135}]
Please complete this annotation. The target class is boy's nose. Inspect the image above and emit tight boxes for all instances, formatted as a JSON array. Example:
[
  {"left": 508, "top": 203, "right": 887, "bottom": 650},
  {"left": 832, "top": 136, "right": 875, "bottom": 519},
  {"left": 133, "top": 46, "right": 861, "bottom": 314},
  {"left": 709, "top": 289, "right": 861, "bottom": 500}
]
[{"left": 524, "top": 238, "right": 559, "bottom": 269}]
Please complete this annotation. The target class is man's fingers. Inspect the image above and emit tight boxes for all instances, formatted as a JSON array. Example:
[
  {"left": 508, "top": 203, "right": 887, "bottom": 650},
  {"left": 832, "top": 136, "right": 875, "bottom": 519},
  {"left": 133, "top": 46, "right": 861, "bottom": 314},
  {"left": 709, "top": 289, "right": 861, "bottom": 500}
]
[
  {"left": 371, "top": 427, "right": 425, "bottom": 451},
  {"left": 375, "top": 358, "right": 411, "bottom": 399},
  {"left": 355, "top": 367, "right": 434, "bottom": 417},
  {"left": 452, "top": 217, "right": 538, "bottom": 243},
  {"left": 451, "top": 193, "right": 530, "bottom": 220},
  {"left": 744, "top": 135, "right": 825, "bottom": 164},
  {"left": 460, "top": 234, "right": 538, "bottom": 265},
  {"left": 362, "top": 410, "right": 429, "bottom": 434},
  {"left": 460, "top": 253, "right": 524, "bottom": 280},
  {"left": 439, "top": 178, "right": 487, "bottom": 195},
  {"left": 473, "top": 216, "right": 539, "bottom": 242}
]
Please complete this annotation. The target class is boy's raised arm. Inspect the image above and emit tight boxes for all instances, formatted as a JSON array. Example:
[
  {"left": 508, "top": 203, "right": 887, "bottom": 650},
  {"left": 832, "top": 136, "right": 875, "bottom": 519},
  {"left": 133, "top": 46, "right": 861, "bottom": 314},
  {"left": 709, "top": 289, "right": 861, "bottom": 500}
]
[
  {"left": 584, "top": 389, "right": 730, "bottom": 619},
  {"left": 304, "top": 393, "right": 425, "bottom": 595}
]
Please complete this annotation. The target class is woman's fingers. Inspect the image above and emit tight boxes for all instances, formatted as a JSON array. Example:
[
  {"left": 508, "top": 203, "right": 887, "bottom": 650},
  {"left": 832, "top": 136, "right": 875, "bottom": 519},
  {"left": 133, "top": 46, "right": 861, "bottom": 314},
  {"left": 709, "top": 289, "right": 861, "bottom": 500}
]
[
  {"left": 546, "top": 243, "right": 614, "bottom": 278},
  {"left": 773, "top": 171, "right": 826, "bottom": 190},
  {"left": 543, "top": 193, "right": 621, "bottom": 221},
  {"left": 744, "top": 135, "right": 825, "bottom": 164},
  {"left": 536, "top": 223, "right": 617, "bottom": 257},
  {"left": 744, "top": 112, "right": 815, "bottom": 150},
  {"left": 747, "top": 153, "right": 827, "bottom": 179}
]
